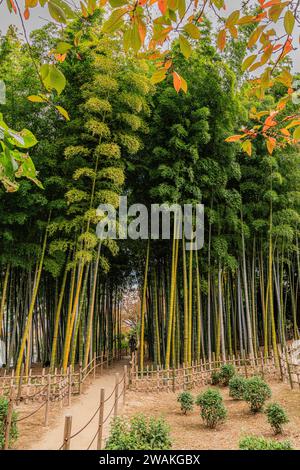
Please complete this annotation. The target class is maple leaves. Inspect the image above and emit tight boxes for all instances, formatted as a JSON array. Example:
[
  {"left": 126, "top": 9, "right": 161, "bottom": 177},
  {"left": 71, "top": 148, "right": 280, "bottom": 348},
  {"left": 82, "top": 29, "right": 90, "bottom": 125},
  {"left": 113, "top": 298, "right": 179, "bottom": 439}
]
[
  {"left": 3, "top": 0, "right": 300, "bottom": 151},
  {"left": 7, "top": 1, "right": 299, "bottom": 99},
  {"left": 226, "top": 104, "right": 300, "bottom": 158}
]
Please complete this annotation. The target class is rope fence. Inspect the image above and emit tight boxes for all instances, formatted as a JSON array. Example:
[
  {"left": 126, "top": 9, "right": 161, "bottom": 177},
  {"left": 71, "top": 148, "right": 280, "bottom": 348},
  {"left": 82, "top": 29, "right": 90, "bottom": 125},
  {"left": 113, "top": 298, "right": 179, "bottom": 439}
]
[
  {"left": 0, "top": 351, "right": 117, "bottom": 402},
  {"left": 58, "top": 365, "right": 128, "bottom": 451},
  {"left": 1, "top": 350, "right": 127, "bottom": 450}
]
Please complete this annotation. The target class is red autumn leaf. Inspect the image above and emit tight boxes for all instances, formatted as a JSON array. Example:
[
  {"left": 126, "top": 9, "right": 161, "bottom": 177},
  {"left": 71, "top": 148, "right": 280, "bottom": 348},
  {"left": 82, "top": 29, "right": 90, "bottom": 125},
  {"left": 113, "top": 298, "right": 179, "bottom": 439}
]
[
  {"left": 164, "top": 59, "right": 172, "bottom": 70},
  {"left": 225, "top": 135, "right": 244, "bottom": 142},
  {"left": 263, "top": 113, "right": 278, "bottom": 133},
  {"left": 9, "top": 0, "right": 17, "bottom": 13},
  {"left": 158, "top": 0, "right": 167, "bottom": 15},
  {"left": 280, "top": 128, "right": 290, "bottom": 137},
  {"left": 217, "top": 29, "right": 226, "bottom": 51},
  {"left": 254, "top": 12, "right": 267, "bottom": 21},
  {"left": 138, "top": 21, "right": 147, "bottom": 44},
  {"left": 173, "top": 72, "right": 181, "bottom": 93},
  {"left": 24, "top": 7, "right": 30, "bottom": 20},
  {"left": 282, "top": 38, "right": 293, "bottom": 58},
  {"left": 54, "top": 53, "right": 67, "bottom": 62},
  {"left": 261, "top": 0, "right": 280, "bottom": 8}
]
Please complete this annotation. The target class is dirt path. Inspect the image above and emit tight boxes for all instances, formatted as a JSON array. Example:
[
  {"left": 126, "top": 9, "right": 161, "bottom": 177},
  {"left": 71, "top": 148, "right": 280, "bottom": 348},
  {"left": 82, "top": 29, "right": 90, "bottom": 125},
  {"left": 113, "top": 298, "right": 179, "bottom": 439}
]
[{"left": 22, "top": 359, "right": 128, "bottom": 450}]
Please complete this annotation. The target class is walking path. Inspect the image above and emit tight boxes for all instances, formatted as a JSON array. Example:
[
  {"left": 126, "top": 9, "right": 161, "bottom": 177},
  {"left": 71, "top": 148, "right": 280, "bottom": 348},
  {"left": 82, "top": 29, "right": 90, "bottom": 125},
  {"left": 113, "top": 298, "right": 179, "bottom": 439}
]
[{"left": 28, "top": 359, "right": 128, "bottom": 450}]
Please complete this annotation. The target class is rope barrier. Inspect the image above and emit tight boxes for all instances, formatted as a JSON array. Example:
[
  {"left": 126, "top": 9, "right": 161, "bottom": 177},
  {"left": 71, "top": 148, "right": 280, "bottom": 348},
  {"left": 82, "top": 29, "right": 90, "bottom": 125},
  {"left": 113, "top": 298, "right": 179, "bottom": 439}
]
[
  {"left": 68, "top": 404, "right": 101, "bottom": 440},
  {"left": 57, "top": 370, "right": 127, "bottom": 451},
  {"left": 1, "top": 355, "right": 128, "bottom": 452},
  {"left": 103, "top": 387, "right": 115, "bottom": 404},
  {"left": 16, "top": 401, "right": 46, "bottom": 423},
  {"left": 86, "top": 428, "right": 99, "bottom": 450},
  {"left": 102, "top": 403, "right": 115, "bottom": 426}
]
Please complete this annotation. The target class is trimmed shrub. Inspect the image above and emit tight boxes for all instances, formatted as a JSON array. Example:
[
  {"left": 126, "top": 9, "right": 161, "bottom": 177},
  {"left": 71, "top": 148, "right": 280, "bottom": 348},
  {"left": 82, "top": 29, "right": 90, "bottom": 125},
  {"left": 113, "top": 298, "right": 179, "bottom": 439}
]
[
  {"left": 229, "top": 375, "right": 247, "bottom": 400},
  {"left": 243, "top": 376, "right": 271, "bottom": 412},
  {"left": 239, "top": 436, "right": 293, "bottom": 450},
  {"left": 105, "top": 414, "right": 172, "bottom": 450},
  {"left": 211, "top": 371, "right": 220, "bottom": 385},
  {"left": 196, "top": 388, "right": 227, "bottom": 429},
  {"left": 0, "top": 397, "right": 18, "bottom": 449},
  {"left": 219, "top": 364, "right": 235, "bottom": 386},
  {"left": 177, "top": 391, "right": 194, "bottom": 414},
  {"left": 265, "top": 403, "right": 289, "bottom": 435}
]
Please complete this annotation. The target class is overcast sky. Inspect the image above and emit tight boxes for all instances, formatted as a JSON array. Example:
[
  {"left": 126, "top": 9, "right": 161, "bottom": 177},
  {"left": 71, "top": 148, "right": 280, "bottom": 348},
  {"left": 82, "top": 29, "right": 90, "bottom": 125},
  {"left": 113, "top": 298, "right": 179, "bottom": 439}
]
[{"left": 0, "top": 2, "right": 299, "bottom": 72}]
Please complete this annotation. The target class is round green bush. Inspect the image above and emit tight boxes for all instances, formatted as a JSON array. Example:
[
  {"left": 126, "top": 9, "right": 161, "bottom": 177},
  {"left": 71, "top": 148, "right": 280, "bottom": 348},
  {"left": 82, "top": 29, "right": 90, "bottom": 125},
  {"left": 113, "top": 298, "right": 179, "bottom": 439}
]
[
  {"left": 177, "top": 391, "right": 194, "bottom": 414},
  {"left": 219, "top": 364, "right": 235, "bottom": 386},
  {"left": 265, "top": 402, "right": 289, "bottom": 435},
  {"left": 105, "top": 414, "right": 172, "bottom": 450},
  {"left": 0, "top": 397, "right": 18, "bottom": 449},
  {"left": 211, "top": 371, "right": 220, "bottom": 385},
  {"left": 229, "top": 375, "right": 247, "bottom": 400},
  {"left": 243, "top": 376, "right": 272, "bottom": 412},
  {"left": 196, "top": 388, "right": 227, "bottom": 429},
  {"left": 239, "top": 435, "right": 293, "bottom": 450}
]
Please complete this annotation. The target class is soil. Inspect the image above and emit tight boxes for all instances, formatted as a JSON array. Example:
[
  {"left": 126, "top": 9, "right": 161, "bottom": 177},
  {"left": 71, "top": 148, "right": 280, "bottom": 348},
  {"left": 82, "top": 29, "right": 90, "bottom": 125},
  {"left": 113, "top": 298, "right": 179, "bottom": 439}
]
[
  {"left": 14, "top": 359, "right": 128, "bottom": 450},
  {"left": 122, "top": 379, "right": 300, "bottom": 450}
]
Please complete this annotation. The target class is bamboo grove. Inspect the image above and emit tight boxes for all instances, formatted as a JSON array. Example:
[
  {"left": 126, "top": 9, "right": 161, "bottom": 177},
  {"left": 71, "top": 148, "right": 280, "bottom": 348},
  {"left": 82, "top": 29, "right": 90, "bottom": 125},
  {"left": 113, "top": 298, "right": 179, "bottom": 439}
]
[{"left": 0, "top": 12, "right": 299, "bottom": 374}]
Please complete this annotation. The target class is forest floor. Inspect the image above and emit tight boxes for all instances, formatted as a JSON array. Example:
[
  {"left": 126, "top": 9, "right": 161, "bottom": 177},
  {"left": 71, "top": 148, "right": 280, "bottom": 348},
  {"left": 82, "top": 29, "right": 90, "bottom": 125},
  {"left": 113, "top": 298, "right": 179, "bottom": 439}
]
[
  {"left": 14, "top": 358, "right": 128, "bottom": 450},
  {"left": 122, "top": 379, "right": 300, "bottom": 450}
]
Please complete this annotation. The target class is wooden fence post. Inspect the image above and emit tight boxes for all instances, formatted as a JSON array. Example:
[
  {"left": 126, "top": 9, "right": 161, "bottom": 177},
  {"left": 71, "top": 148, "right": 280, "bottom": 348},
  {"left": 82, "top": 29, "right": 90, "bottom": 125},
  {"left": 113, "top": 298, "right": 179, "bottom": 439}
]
[
  {"left": 25, "top": 369, "right": 31, "bottom": 405},
  {"left": 123, "top": 366, "right": 127, "bottom": 406},
  {"left": 243, "top": 351, "right": 248, "bottom": 378},
  {"left": 278, "top": 344, "right": 284, "bottom": 381},
  {"left": 68, "top": 366, "right": 72, "bottom": 406},
  {"left": 4, "top": 387, "right": 14, "bottom": 450},
  {"left": 285, "top": 347, "right": 294, "bottom": 390},
  {"left": 172, "top": 367, "right": 176, "bottom": 393},
  {"left": 260, "top": 351, "right": 264, "bottom": 379},
  {"left": 97, "top": 389, "right": 105, "bottom": 450},
  {"left": 44, "top": 374, "right": 51, "bottom": 426},
  {"left": 16, "top": 364, "right": 24, "bottom": 405},
  {"left": 79, "top": 363, "right": 82, "bottom": 395},
  {"left": 62, "top": 415, "right": 72, "bottom": 450},
  {"left": 93, "top": 353, "right": 97, "bottom": 380},
  {"left": 100, "top": 353, "right": 103, "bottom": 375},
  {"left": 114, "top": 373, "right": 119, "bottom": 418}
]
